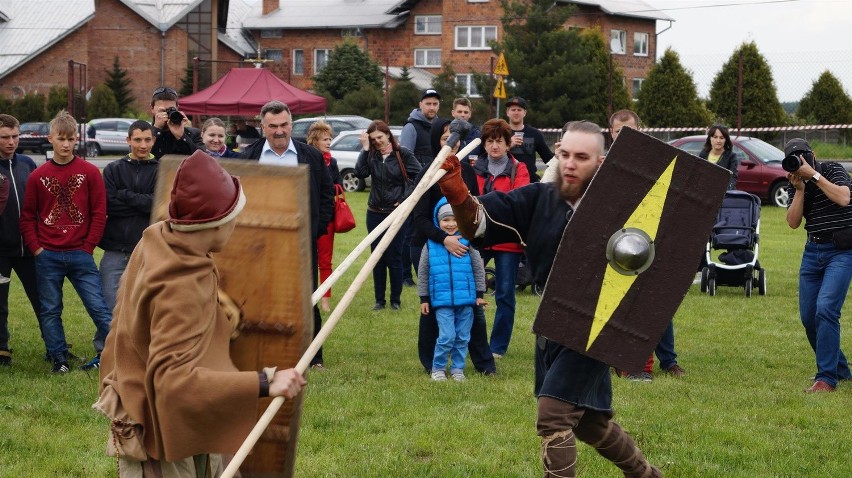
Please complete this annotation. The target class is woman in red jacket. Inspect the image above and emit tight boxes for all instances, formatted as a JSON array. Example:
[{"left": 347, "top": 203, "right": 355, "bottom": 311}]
[{"left": 471, "top": 119, "right": 530, "bottom": 358}]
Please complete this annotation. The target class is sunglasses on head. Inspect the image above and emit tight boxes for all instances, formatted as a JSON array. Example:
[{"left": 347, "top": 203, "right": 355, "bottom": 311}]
[{"left": 152, "top": 87, "right": 177, "bottom": 96}]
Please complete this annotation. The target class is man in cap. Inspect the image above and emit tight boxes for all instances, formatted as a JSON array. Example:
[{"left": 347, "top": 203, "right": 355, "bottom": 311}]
[
  {"left": 399, "top": 89, "right": 442, "bottom": 286},
  {"left": 785, "top": 138, "right": 852, "bottom": 393},
  {"left": 505, "top": 96, "right": 553, "bottom": 182},
  {"left": 95, "top": 150, "right": 306, "bottom": 475},
  {"left": 437, "top": 120, "right": 661, "bottom": 478}
]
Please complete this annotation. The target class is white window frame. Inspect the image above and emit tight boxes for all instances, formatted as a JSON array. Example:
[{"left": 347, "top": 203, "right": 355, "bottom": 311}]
[
  {"left": 467, "top": 0, "right": 489, "bottom": 2},
  {"left": 293, "top": 49, "right": 304, "bottom": 75},
  {"left": 415, "top": 15, "right": 442, "bottom": 35},
  {"left": 633, "top": 32, "right": 649, "bottom": 56},
  {"left": 261, "top": 29, "right": 282, "bottom": 39},
  {"left": 610, "top": 29, "right": 626, "bottom": 54},
  {"left": 414, "top": 49, "right": 442, "bottom": 68},
  {"left": 632, "top": 78, "right": 645, "bottom": 100},
  {"left": 455, "top": 25, "right": 498, "bottom": 50},
  {"left": 314, "top": 49, "right": 331, "bottom": 74},
  {"left": 456, "top": 74, "right": 481, "bottom": 97}
]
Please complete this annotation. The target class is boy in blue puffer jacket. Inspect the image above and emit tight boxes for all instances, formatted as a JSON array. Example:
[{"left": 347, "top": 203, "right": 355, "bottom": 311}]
[{"left": 418, "top": 198, "right": 486, "bottom": 382}]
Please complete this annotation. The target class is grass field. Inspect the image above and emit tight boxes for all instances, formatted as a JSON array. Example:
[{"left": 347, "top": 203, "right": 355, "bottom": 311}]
[{"left": 2, "top": 191, "right": 852, "bottom": 477}]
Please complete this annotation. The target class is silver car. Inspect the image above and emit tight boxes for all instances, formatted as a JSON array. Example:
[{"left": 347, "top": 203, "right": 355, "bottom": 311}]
[
  {"left": 331, "top": 128, "right": 402, "bottom": 192},
  {"left": 85, "top": 118, "right": 138, "bottom": 157}
]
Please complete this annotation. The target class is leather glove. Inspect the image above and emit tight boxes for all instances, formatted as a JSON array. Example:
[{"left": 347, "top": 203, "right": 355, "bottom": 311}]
[{"left": 438, "top": 155, "right": 468, "bottom": 206}]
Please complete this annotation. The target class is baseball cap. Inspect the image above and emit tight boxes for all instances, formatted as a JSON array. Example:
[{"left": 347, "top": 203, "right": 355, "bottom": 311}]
[
  {"left": 421, "top": 89, "right": 441, "bottom": 101},
  {"left": 506, "top": 97, "right": 528, "bottom": 109},
  {"left": 784, "top": 138, "right": 812, "bottom": 157}
]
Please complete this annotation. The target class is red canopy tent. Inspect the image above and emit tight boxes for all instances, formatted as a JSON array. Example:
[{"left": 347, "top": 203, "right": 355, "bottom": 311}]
[{"left": 179, "top": 68, "right": 326, "bottom": 116}]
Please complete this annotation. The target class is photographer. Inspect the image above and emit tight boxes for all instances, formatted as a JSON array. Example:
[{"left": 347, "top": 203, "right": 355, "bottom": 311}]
[
  {"left": 150, "top": 86, "right": 202, "bottom": 159},
  {"left": 785, "top": 138, "right": 852, "bottom": 393}
]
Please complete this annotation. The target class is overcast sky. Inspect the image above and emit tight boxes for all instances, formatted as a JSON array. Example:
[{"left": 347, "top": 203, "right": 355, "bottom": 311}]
[{"left": 646, "top": 0, "right": 852, "bottom": 102}]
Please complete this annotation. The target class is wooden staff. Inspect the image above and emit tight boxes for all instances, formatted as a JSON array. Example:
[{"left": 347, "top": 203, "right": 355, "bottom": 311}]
[{"left": 222, "top": 131, "right": 479, "bottom": 478}]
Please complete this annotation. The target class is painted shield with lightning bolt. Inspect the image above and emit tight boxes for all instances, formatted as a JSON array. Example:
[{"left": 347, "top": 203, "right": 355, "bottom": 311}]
[{"left": 532, "top": 126, "right": 731, "bottom": 373}]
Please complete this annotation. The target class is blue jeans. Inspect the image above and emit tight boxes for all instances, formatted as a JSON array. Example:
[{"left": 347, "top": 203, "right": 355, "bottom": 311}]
[
  {"left": 433, "top": 306, "right": 473, "bottom": 372},
  {"left": 100, "top": 250, "right": 131, "bottom": 314},
  {"left": 36, "top": 250, "right": 113, "bottom": 361},
  {"left": 366, "top": 210, "right": 403, "bottom": 305},
  {"left": 482, "top": 250, "right": 522, "bottom": 355},
  {"left": 799, "top": 241, "right": 852, "bottom": 387},
  {"left": 655, "top": 321, "right": 678, "bottom": 370}
]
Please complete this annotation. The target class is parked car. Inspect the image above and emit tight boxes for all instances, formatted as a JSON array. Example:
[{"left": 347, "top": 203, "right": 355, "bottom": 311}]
[
  {"left": 331, "top": 128, "right": 402, "bottom": 192},
  {"left": 291, "top": 115, "right": 372, "bottom": 144},
  {"left": 16, "top": 122, "right": 51, "bottom": 154},
  {"left": 85, "top": 118, "right": 138, "bottom": 157},
  {"left": 669, "top": 135, "right": 790, "bottom": 207}
]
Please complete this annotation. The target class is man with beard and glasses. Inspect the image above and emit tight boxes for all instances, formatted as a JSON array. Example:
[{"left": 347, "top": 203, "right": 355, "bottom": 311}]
[{"left": 437, "top": 120, "right": 661, "bottom": 478}]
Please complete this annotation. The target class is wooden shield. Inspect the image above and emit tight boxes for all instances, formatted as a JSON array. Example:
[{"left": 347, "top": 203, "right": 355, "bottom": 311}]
[
  {"left": 155, "top": 156, "right": 313, "bottom": 477},
  {"left": 532, "top": 127, "right": 731, "bottom": 373}
]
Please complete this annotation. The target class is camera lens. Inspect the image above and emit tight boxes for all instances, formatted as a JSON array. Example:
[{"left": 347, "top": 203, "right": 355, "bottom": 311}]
[
  {"left": 166, "top": 107, "right": 183, "bottom": 125},
  {"left": 782, "top": 155, "right": 801, "bottom": 172}
]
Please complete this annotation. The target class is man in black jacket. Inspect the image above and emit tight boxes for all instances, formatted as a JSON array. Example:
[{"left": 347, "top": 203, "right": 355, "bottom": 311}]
[
  {"left": 0, "top": 114, "right": 41, "bottom": 366},
  {"left": 99, "top": 121, "right": 158, "bottom": 324},
  {"left": 240, "top": 100, "right": 334, "bottom": 368},
  {"left": 150, "top": 86, "right": 202, "bottom": 159}
]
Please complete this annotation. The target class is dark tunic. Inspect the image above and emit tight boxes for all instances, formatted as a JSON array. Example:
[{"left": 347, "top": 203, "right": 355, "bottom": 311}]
[{"left": 477, "top": 182, "right": 612, "bottom": 411}]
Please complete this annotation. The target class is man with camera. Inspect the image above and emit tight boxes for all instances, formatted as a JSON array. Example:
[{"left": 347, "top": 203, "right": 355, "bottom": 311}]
[
  {"left": 150, "top": 86, "right": 202, "bottom": 159},
  {"left": 785, "top": 138, "right": 852, "bottom": 393}
]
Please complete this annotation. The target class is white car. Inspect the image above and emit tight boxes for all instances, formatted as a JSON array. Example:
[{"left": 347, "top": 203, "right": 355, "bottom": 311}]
[
  {"left": 331, "top": 128, "right": 402, "bottom": 192},
  {"left": 85, "top": 118, "right": 139, "bottom": 157}
]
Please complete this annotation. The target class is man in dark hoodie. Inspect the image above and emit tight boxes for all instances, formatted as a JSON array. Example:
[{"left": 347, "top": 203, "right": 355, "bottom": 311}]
[
  {"left": 99, "top": 120, "right": 159, "bottom": 322},
  {"left": 399, "top": 89, "right": 442, "bottom": 286},
  {"left": 0, "top": 114, "right": 37, "bottom": 367}
]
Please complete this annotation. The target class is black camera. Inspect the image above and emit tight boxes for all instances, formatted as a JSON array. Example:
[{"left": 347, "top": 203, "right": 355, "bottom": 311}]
[
  {"left": 165, "top": 107, "right": 184, "bottom": 125},
  {"left": 782, "top": 150, "right": 815, "bottom": 173}
]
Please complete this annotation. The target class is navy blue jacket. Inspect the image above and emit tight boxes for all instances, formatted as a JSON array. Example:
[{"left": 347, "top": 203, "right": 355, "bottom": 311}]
[
  {"left": 99, "top": 156, "right": 158, "bottom": 253},
  {"left": 0, "top": 153, "right": 37, "bottom": 256}
]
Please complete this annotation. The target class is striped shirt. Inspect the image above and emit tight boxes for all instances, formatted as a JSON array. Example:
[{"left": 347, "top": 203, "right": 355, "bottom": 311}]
[{"left": 787, "top": 161, "right": 852, "bottom": 233}]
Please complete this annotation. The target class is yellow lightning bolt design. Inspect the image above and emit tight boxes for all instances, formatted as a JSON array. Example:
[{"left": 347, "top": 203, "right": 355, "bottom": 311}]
[{"left": 586, "top": 156, "right": 678, "bottom": 351}]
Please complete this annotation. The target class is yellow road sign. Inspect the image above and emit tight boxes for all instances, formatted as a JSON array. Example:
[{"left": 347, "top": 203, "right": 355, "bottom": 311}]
[
  {"left": 494, "top": 53, "right": 509, "bottom": 76},
  {"left": 493, "top": 77, "right": 507, "bottom": 99}
]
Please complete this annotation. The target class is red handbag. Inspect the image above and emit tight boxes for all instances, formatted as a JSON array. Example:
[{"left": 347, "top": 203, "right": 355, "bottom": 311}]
[{"left": 333, "top": 184, "right": 356, "bottom": 233}]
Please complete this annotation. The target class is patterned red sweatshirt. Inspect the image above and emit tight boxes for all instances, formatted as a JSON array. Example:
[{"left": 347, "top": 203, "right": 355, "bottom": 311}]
[{"left": 20, "top": 157, "right": 107, "bottom": 254}]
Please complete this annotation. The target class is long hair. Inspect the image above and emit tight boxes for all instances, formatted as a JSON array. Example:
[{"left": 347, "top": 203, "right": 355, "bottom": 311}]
[
  {"left": 701, "top": 124, "right": 732, "bottom": 155},
  {"left": 366, "top": 120, "right": 399, "bottom": 154}
]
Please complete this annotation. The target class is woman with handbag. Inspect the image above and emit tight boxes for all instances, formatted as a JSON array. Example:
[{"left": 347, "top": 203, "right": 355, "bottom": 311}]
[
  {"left": 355, "top": 120, "right": 421, "bottom": 310},
  {"left": 307, "top": 121, "right": 343, "bottom": 313}
]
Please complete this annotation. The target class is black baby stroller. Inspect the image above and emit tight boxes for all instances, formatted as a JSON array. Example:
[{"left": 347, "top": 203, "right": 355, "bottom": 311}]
[{"left": 699, "top": 190, "right": 766, "bottom": 297}]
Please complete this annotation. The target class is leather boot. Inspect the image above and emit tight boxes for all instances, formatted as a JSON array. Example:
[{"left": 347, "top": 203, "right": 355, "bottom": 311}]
[
  {"left": 576, "top": 413, "right": 661, "bottom": 478},
  {"left": 537, "top": 397, "right": 585, "bottom": 478}
]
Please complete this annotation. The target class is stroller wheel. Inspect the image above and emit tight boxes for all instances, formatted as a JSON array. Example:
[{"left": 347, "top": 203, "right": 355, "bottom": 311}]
[
  {"left": 708, "top": 277, "right": 716, "bottom": 296},
  {"left": 485, "top": 267, "right": 496, "bottom": 296},
  {"left": 700, "top": 267, "right": 709, "bottom": 293},
  {"left": 745, "top": 277, "right": 753, "bottom": 297},
  {"left": 758, "top": 269, "right": 767, "bottom": 296},
  {"left": 532, "top": 282, "right": 545, "bottom": 296}
]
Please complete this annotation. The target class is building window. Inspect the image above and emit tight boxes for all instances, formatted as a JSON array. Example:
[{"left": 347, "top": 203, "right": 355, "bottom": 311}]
[
  {"left": 414, "top": 49, "right": 442, "bottom": 68},
  {"left": 455, "top": 26, "right": 498, "bottom": 50},
  {"left": 634, "top": 32, "right": 649, "bottom": 56},
  {"left": 261, "top": 29, "right": 282, "bottom": 39},
  {"left": 293, "top": 49, "right": 304, "bottom": 75},
  {"left": 314, "top": 49, "right": 331, "bottom": 73},
  {"left": 264, "top": 49, "right": 282, "bottom": 63},
  {"left": 456, "top": 74, "right": 480, "bottom": 97},
  {"left": 610, "top": 29, "right": 626, "bottom": 54},
  {"left": 632, "top": 78, "right": 645, "bottom": 100},
  {"left": 415, "top": 15, "right": 442, "bottom": 35}
]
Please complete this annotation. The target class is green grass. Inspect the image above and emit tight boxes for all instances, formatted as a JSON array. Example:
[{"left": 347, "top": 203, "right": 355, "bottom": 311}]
[
  {"left": 809, "top": 140, "right": 852, "bottom": 160},
  {"left": 2, "top": 192, "right": 852, "bottom": 477}
]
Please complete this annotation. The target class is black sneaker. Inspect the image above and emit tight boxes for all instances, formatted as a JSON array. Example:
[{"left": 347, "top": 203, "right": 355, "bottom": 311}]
[
  {"left": 80, "top": 355, "right": 100, "bottom": 371},
  {"left": 403, "top": 278, "right": 416, "bottom": 287},
  {"left": 0, "top": 349, "right": 10, "bottom": 367},
  {"left": 52, "top": 359, "right": 70, "bottom": 374}
]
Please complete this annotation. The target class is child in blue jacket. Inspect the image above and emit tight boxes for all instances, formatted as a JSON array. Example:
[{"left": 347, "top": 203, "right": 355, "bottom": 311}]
[{"left": 418, "top": 198, "right": 486, "bottom": 381}]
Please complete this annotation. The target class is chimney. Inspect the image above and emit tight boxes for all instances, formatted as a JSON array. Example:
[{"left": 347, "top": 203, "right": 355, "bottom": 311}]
[{"left": 263, "top": 0, "right": 279, "bottom": 15}]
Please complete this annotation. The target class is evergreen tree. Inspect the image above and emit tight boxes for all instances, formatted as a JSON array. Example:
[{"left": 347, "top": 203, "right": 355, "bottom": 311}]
[
  {"left": 12, "top": 93, "right": 47, "bottom": 122},
  {"left": 106, "top": 56, "right": 134, "bottom": 115},
  {"left": 708, "top": 42, "right": 785, "bottom": 128},
  {"left": 431, "top": 64, "right": 464, "bottom": 118},
  {"left": 331, "top": 84, "right": 384, "bottom": 120},
  {"left": 0, "top": 95, "right": 11, "bottom": 116},
  {"left": 798, "top": 70, "right": 852, "bottom": 125},
  {"left": 389, "top": 68, "right": 421, "bottom": 125},
  {"left": 46, "top": 85, "right": 69, "bottom": 118},
  {"left": 313, "top": 42, "right": 383, "bottom": 100},
  {"left": 637, "top": 48, "right": 713, "bottom": 127},
  {"left": 497, "top": 0, "right": 628, "bottom": 127},
  {"left": 179, "top": 54, "right": 195, "bottom": 97},
  {"left": 87, "top": 84, "right": 120, "bottom": 119}
]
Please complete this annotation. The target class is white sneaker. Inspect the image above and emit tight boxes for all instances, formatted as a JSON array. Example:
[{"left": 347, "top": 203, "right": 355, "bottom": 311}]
[
  {"left": 430, "top": 370, "right": 447, "bottom": 381},
  {"left": 0, "top": 275, "right": 9, "bottom": 285},
  {"left": 451, "top": 371, "right": 466, "bottom": 382},
  {"left": 492, "top": 352, "right": 503, "bottom": 359}
]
